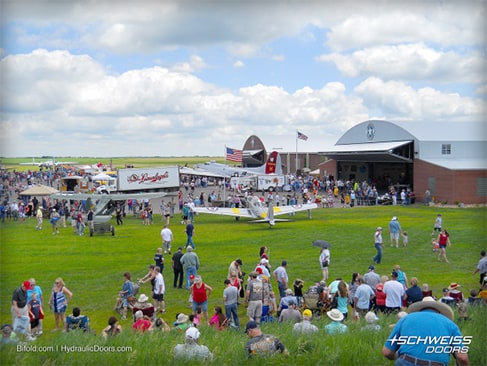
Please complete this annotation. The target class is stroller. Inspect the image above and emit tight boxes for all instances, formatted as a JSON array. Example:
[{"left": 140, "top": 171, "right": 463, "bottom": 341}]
[{"left": 302, "top": 285, "right": 332, "bottom": 317}]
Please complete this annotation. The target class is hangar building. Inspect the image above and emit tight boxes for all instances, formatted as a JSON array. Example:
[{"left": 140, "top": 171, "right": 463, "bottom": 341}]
[{"left": 319, "top": 120, "right": 487, "bottom": 204}]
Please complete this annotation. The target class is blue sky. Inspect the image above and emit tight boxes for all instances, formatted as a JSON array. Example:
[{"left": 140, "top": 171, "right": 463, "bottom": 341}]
[{"left": 0, "top": 0, "right": 485, "bottom": 158}]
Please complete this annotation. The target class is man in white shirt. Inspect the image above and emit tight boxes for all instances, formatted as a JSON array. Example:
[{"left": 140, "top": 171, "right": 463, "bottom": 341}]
[
  {"left": 383, "top": 271, "right": 406, "bottom": 313},
  {"left": 152, "top": 267, "right": 166, "bottom": 313},
  {"left": 160, "top": 224, "right": 173, "bottom": 254}
]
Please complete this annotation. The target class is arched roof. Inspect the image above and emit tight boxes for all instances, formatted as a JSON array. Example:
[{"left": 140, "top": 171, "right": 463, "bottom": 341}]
[
  {"left": 243, "top": 135, "right": 266, "bottom": 151},
  {"left": 336, "top": 120, "right": 416, "bottom": 145}
]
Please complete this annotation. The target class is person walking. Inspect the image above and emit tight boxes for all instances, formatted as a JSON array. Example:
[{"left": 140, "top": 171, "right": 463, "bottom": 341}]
[
  {"left": 171, "top": 247, "right": 184, "bottom": 289},
  {"left": 180, "top": 246, "right": 200, "bottom": 290},
  {"left": 373, "top": 226, "right": 383, "bottom": 264},
  {"left": 184, "top": 219, "right": 195, "bottom": 249},
  {"left": 432, "top": 213, "right": 442, "bottom": 236},
  {"left": 437, "top": 229, "right": 451, "bottom": 263},
  {"left": 319, "top": 247, "right": 330, "bottom": 282},
  {"left": 388, "top": 216, "right": 402, "bottom": 248},
  {"left": 160, "top": 224, "right": 173, "bottom": 254}
]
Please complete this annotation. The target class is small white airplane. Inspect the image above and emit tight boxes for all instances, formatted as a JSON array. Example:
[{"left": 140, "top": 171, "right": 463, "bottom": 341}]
[
  {"left": 192, "top": 195, "right": 318, "bottom": 226},
  {"left": 193, "top": 151, "right": 283, "bottom": 178},
  {"left": 20, "top": 158, "right": 78, "bottom": 167},
  {"left": 50, "top": 192, "right": 167, "bottom": 223}
]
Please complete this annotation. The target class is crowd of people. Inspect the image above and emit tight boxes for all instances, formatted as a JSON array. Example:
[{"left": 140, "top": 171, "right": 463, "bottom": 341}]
[{"left": 2, "top": 166, "right": 486, "bottom": 364}]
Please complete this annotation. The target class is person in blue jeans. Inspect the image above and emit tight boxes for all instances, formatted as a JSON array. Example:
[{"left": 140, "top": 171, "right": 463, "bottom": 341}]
[
  {"left": 185, "top": 220, "right": 195, "bottom": 249},
  {"left": 223, "top": 279, "right": 240, "bottom": 328},
  {"left": 373, "top": 226, "right": 383, "bottom": 264}
]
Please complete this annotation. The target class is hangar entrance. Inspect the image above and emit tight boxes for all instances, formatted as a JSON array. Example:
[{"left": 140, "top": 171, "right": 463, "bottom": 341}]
[
  {"left": 337, "top": 161, "right": 413, "bottom": 192},
  {"left": 325, "top": 140, "right": 415, "bottom": 193}
]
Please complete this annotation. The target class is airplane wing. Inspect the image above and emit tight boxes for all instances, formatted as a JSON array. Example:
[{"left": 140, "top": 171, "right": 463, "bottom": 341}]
[
  {"left": 272, "top": 203, "right": 318, "bottom": 216},
  {"left": 192, "top": 206, "right": 255, "bottom": 218},
  {"left": 51, "top": 192, "right": 167, "bottom": 201},
  {"left": 180, "top": 166, "right": 225, "bottom": 178}
]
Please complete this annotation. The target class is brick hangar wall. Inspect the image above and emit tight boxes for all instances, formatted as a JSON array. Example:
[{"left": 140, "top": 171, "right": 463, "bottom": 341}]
[{"left": 414, "top": 159, "right": 487, "bottom": 204}]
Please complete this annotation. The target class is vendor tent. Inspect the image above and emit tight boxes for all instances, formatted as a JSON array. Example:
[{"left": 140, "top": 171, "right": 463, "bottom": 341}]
[{"left": 20, "top": 185, "right": 59, "bottom": 196}]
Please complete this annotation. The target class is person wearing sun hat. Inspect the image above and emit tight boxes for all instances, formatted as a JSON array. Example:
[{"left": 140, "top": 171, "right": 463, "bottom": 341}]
[
  {"left": 293, "top": 309, "right": 318, "bottom": 334},
  {"left": 447, "top": 282, "right": 464, "bottom": 303},
  {"left": 173, "top": 325, "right": 213, "bottom": 360},
  {"left": 388, "top": 216, "right": 402, "bottom": 248},
  {"left": 324, "top": 308, "right": 348, "bottom": 334},
  {"left": 382, "top": 296, "right": 469, "bottom": 366}
]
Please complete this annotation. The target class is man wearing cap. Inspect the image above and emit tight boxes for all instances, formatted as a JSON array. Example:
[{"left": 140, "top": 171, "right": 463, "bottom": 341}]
[
  {"left": 12, "top": 281, "right": 31, "bottom": 324},
  {"left": 383, "top": 297, "right": 469, "bottom": 366},
  {"left": 173, "top": 326, "right": 213, "bottom": 361},
  {"left": 273, "top": 260, "right": 289, "bottom": 300},
  {"left": 293, "top": 309, "right": 318, "bottom": 334},
  {"left": 389, "top": 216, "right": 402, "bottom": 248},
  {"left": 11, "top": 281, "right": 34, "bottom": 340},
  {"left": 364, "top": 266, "right": 381, "bottom": 290},
  {"left": 255, "top": 258, "right": 271, "bottom": 278},
  {"left": 228, "top": 258, "right": 243, "bottom": 280},
  {"left": 244, "top": 321, "right": 289, "bottom": 357},
  {"left": 383, "top": 271, "right": 406, "bottom": 313},
  {"left": 373, "top": 226, "right": 384, "bottom": 264},
  {"left": 180, "top": 246, "right": 200, "bottom": 290},
  {"left": 245, "top": 272, "right": 263, "bottom": 323}
]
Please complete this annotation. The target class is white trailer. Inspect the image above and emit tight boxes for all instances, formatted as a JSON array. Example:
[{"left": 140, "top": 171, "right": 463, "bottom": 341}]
[{"left": 96, "top": 166, "right": 180, "bottom": 193}]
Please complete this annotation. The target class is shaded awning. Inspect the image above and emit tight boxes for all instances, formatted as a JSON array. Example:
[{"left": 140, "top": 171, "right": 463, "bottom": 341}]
[
  {"left": 320, "top": 140, "right": 413, "bottom": 163},
  {"left": 20, "top": 184, "right": 59, "bottom": 196}
]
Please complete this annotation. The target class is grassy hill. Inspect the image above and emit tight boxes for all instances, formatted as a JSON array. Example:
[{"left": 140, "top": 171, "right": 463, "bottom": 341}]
[{"left": 1, "top": 195, "right": 486, "bottom": 365}]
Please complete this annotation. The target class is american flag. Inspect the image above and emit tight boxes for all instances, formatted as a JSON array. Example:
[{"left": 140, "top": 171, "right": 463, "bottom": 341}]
[
  {"left": 297, "top": 131, "right": 308, "bottom": 141},
  {"left": 226, "top": 147, "right": 243, "bottom": 162}
]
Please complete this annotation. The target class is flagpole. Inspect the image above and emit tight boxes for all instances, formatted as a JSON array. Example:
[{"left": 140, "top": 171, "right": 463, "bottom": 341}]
[
  {"left": 223, "top": 145, "right": 227, "bottom": 206},
  {"left": 295, "top": 130, "right": 299, "bottom": 175}
]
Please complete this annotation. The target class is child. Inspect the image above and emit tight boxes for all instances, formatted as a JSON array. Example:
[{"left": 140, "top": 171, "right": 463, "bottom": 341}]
[
  {"left": 192, "top": 306, "right": 202, "bottom": 326},
  {"left": 28, "top": 292, "right": 44, "bottom": 336},
  {"left": 432, "top": 239, "right": 440, "bottom": 252},
  {"left": 401, "top": 231, "right": 408, "bottom": 247},
  {"left": 154, "top": 248, "right": 164, "bottom": 273}
]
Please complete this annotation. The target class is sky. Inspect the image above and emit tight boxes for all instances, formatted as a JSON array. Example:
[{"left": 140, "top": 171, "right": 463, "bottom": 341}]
[{"left": 0, "top": 0, "right": 486, "bottom": 158}]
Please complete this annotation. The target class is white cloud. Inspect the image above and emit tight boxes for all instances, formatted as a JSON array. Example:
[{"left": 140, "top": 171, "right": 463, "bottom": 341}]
[
  {"left": 233, "top": 60, "right": 245, "bottom": 68},
  {"left": 318, "top": 43, "right": 487, "bottom": 84}
]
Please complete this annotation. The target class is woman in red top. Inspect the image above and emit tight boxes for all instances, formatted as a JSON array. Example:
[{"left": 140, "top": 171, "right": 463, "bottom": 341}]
[
  {"left": 437, "top": 229, "right": 451, "bottom": 263},
  {"left": 190, "top": 275, "right": 212, "bottom": 324}
]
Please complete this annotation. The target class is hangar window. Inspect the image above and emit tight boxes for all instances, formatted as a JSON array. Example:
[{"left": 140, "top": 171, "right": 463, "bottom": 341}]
[{"left": 441, "top": 144, "right": 451, "bottom": 155}]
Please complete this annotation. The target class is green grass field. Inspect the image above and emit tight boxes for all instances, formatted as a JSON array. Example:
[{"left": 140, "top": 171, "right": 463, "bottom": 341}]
[{"left": 1, "top": 192, "right": 486, "bottom": 365}]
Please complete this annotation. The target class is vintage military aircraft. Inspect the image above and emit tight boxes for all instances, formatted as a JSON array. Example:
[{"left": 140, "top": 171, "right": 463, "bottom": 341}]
[
  {"left": 193, "top": 151, "right": 283, "bottom": 178},
  {"left": 50, "top": 192, "right": 167, "bottom": 223},
  {"left": 192, "top": 195, "right": 317, "bottom": 227}
]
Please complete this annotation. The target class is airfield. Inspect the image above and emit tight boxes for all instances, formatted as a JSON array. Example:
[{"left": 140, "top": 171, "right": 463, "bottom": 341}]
[{"left": 0, "top": 158, "right": 486, "bottom": 365}]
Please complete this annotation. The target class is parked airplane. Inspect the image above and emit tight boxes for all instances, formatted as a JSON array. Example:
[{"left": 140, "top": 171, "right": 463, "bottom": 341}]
[
  {"left": 192, "top": 195, "right": 317, "bottom": 226},
  {"left": 193, "top": 151, "right": 283, "bottom": 177},
  {"left": 20, "top": 158, "right": 78, "bottom": 167},
  {"left": 50, "top": 192, "right": 167, "bottom": 223}
]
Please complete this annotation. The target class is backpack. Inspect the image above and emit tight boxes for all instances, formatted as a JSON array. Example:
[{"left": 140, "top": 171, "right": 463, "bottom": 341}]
[
  {"left": 131, "top": 281, "right": 140, "bottom": 296},
  {"left": 396, "top": 270, "right": 405, "bottom": 286}
]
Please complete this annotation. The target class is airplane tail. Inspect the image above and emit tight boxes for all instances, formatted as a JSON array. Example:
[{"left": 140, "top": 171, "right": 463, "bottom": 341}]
[{"left": 264, "top": 151, "right": 283, "bottom": 175}]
